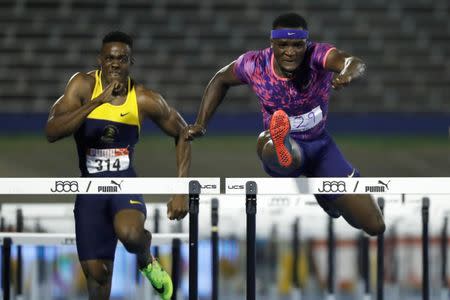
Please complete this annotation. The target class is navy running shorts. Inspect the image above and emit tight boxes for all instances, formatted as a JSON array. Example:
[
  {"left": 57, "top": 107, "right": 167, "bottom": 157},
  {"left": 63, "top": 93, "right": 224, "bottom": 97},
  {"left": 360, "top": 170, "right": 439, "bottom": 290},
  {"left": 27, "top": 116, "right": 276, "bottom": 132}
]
[
  {"left": 74, "top": 193, "right": 146, "bottom": 261},
  {"left": 262, "top": 130, "right": 360, "bottom": 205}
]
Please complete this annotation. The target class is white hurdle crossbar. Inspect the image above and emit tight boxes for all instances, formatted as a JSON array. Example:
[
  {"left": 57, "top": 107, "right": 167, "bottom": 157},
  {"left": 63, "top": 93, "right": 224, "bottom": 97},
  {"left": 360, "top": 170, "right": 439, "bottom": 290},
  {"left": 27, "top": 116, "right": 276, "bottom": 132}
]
[
  {"left": 3, "top": 177, "right": 449, "bottom": 195},
  {"left": 0, "top": 178, "right": 215, "bottom": 300},
  {"left": 226, "top": 177, "right": 450, "bottom": 195},
  {"left": 0, "top": 232, "right": 188, "bottom": 246},
  {"left": 226, "top": 178, "right": 450, "bottom": 300},
  {"left": 0, "top": 177, "right": 220, "bottom": 194},
  {"left": 0, "top": 232, "right": 189, "bottom": 300}
]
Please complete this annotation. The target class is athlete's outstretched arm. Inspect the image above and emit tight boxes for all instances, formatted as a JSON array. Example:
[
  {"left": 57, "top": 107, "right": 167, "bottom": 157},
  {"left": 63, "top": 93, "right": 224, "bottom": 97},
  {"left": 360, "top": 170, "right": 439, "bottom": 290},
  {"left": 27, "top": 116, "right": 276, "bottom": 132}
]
[
  {"left": 324, "top": 49, "right": 366, "bottom": 90},
  {"left": 138, "top": 89, "right": 191, "bottom": 220},
  {"left": 186, "top": 62, "right": 243, "bottom": 140},
  {"left": 45, "top": 73, "right": 119, "bottom": 142}
]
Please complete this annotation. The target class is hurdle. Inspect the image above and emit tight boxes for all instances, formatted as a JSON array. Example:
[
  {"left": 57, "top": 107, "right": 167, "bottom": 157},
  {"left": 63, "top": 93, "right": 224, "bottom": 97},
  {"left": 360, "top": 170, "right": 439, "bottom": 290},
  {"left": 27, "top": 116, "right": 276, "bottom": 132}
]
[
  {"left": 211, "top": 198, "right": 219, "bottom": 300},
  {"left": 327, "top": 216, "right": 335, "bottom": 300},
  {"left": 0, "top": 233, "right": 189, "bottom": 300},
  {"left": 188, "top": 181, "right": 200, "bottom": 300},
  {"left": 377, "top": 197, "right": 385, "bottom": 300},
  {"left": 291, "top": 217, "right": 301, "bottom": 300},
  {"left": 226, "top": 177, "right": 450, "bottom": 300},
  {"left": 422, "top": 197, "right": 430, "bottom": 300},
  {"left": 441, "top": 215, "right": 449, "bottom": 300},
  {"left": 0, "top": 177, "right": 220, "bottom": 300}
]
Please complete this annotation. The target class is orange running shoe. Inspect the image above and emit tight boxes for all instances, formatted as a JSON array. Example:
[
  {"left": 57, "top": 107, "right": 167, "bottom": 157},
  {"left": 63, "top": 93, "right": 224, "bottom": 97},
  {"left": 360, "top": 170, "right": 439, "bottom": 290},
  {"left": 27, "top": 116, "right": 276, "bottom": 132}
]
[{"left": 269, "top": 110, "right": 292, "bottom": 167}]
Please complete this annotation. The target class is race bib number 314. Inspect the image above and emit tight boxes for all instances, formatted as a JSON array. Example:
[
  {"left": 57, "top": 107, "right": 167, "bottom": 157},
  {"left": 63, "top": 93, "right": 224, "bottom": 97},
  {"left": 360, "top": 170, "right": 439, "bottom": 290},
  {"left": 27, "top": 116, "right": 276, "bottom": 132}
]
[{"left": 86, "top": 148, "right": 130, "bottom": 174}]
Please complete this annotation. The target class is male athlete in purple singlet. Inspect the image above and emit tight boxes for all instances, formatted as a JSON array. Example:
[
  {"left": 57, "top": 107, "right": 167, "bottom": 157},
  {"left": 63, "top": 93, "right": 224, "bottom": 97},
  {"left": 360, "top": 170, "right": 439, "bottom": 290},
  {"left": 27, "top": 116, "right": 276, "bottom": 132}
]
[{"left": 187, "top": 13, "right": 385, "bottom": 235}]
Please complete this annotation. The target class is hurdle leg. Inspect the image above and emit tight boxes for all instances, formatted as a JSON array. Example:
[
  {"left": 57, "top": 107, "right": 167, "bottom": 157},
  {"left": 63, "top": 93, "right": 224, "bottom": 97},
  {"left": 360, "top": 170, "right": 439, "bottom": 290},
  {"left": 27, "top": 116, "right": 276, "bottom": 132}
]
[
  {"left": 189, "top": 180, "right": 200, "bottom": 300},
  {"left": 2, "top": 237, "right": 12, "bottom": 300},
  {"left": 211, "top": 198, "right": 219, "bottom": 300},
  {"left": 171, "top": 238, "right": 181, "bottom": 300},
  {"left": 422, "top": 198, "right": 430, "bottom": 300},
  {"left": 16, "top": 209, "right": 24, "bottom": 300},
  {"left": 377, "top": 198, "right": 385, "bottom": 300},
  {"left": 246, "top": 181, "right": 257, "bottom": 300},
  {"left": 441, "top": 216, "right": 448, "bottom": 300},
  {"left": 292, "top": 217, "right": 301, "bottom": 300},
  {"left": 326, "top": 217, "right": 335, "bottom": 300}
]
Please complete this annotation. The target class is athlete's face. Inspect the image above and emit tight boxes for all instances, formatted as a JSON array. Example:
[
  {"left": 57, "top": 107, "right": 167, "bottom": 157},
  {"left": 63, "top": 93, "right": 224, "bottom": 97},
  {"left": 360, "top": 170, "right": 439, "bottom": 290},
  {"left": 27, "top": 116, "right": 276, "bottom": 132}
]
[
  {"left": 271, "top": 27, "right": 307, "bottom": 76},
  {"left": 98, "top": 42, "right": 132, "bottom": 84}
]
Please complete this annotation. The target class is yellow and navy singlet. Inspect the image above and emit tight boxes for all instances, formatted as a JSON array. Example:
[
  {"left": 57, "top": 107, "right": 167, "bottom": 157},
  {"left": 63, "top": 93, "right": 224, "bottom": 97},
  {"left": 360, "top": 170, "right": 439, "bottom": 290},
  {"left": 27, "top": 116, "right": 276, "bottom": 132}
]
[{"left": 74, "top": 70, "right": 140, "bottom": 177}]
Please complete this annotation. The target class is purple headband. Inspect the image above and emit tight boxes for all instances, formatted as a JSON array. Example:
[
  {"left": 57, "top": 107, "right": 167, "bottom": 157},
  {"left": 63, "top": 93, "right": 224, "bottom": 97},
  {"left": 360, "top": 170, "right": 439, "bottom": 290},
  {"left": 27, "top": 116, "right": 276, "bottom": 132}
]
[{"left": 271, "top": 29, "right": 309, "bottom": 39}]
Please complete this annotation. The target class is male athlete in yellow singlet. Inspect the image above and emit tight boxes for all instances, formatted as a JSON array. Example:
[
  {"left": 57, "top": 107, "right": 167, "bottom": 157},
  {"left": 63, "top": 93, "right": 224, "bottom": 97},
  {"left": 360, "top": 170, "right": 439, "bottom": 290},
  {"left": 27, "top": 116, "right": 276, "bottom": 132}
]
[{"left": 46, "top": 31, "right": 187, "bottom": 300}]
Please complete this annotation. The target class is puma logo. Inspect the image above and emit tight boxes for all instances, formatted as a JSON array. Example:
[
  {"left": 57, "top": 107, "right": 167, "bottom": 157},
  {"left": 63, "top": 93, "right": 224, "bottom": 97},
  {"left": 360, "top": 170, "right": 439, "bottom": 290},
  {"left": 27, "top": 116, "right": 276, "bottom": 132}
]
[
  {"left": 378, "top": 180, "right": 390, "bottom": 190},
  {"left": 110, "top": 180, "right": 123, "bottom": 191}
]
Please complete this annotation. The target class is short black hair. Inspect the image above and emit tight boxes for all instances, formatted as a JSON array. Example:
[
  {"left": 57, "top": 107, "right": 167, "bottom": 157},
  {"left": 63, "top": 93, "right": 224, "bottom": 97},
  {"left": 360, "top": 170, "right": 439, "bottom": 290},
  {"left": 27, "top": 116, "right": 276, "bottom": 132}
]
[
  {"left": 102, "top": 31, "right": 133, "bottom": 48},
  {"left": 272, "top": 13, "right": 308, "bottom": 30}
]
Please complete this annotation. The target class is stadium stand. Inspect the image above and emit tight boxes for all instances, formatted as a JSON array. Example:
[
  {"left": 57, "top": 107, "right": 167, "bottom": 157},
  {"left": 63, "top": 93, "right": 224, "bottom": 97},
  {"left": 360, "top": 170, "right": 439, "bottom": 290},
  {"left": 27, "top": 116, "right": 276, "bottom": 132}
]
[{"left": 0, "top": 0, "right": 448, "bottom": 113}]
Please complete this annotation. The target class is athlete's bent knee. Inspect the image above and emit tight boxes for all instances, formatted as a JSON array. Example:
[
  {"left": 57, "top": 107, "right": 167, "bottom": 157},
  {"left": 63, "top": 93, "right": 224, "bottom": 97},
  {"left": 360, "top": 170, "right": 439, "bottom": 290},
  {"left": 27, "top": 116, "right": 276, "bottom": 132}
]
[
  {"left": 116, "top": 226, "right": 145, "bottom": 253},
  {"left": 84, "top": 263, "right": 112, "bottom": 287}
]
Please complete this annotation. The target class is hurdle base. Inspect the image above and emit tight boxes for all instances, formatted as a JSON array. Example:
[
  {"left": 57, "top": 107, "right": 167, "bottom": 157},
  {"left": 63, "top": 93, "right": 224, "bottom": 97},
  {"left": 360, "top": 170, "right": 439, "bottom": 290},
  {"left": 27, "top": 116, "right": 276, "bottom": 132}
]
[
  {"left": 363, "top": 293, "right": 371, "bottom": 300},
  {"left": 325, "top": 293, "right": 336, "bottom": 300},
  {"left": 291, "top": 288, "right": 302, "bottom": 300},
  {"left": 441, "top": 289, "right": 449, "bottom": 300}
]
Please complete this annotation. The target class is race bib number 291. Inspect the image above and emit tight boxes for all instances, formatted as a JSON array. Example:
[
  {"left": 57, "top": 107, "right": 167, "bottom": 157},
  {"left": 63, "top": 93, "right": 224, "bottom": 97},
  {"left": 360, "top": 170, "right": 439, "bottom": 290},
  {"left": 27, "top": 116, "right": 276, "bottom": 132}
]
[{"left": 86, "top": 148, "right": 130, "bottom": 174}]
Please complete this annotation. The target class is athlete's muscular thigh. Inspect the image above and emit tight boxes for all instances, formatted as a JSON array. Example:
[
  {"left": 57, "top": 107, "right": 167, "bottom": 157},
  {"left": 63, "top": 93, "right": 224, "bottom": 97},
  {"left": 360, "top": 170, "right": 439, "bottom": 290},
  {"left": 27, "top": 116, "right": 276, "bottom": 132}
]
[
  {"left": 113, "top": 209, "right": 146, "bottom": 246},
  {"left": 333, "top": 194, "right": 385, "bottom": 236}
]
